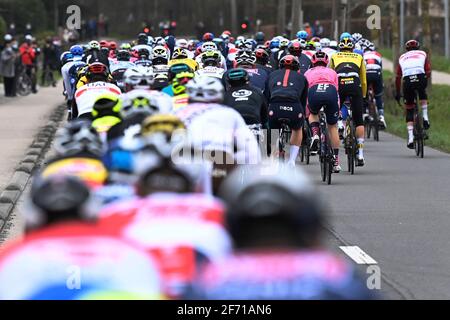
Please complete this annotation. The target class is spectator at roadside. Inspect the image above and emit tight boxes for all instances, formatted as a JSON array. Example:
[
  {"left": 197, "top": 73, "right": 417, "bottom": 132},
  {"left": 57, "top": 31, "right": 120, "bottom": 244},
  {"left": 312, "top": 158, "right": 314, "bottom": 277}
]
[
  {"left": 41, "top": 37, "right": 59, "bottom": 87},
  {"left": 19, "top": 35, "right": 38, "bottom": 94},
  {"left": 0, "top": 35, "right": 18, "bottom": 97},
  {"left": 313, "top": 20, "right": 323, "bottom": 38}
]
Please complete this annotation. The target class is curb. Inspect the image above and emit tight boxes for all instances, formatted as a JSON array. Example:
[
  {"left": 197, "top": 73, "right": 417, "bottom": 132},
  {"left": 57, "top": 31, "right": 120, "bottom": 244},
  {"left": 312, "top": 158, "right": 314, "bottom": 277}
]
[{"left": 0, "top": 104, "right": 66, "bottom": 234}]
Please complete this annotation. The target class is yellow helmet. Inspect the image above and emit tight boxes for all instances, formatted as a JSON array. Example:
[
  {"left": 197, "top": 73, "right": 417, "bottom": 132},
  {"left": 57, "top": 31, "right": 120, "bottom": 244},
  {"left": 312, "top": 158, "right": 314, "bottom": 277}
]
[
  {"left": 141, "top": 114, "right": 186, "bottom": 138},
  {"left": 91, "top": 92, "right": 122, "bottom": 118},
  {"left": 172, "top": 47, "right": 189, "bottom": 60}
]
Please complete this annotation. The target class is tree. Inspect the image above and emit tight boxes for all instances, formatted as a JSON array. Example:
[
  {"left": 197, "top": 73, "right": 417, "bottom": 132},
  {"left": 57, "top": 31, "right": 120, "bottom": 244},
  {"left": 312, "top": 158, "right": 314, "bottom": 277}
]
[
  {"left": 390, "top": 0, "right": 399, "bottom": 73},
  {"left": 277, "top": 0, "right": 286, "bottom": 35}
]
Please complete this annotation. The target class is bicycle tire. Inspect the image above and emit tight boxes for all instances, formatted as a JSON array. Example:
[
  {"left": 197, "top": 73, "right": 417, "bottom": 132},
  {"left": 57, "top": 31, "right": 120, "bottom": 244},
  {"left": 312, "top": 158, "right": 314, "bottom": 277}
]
[
  {"left": 374, "top": 123, "right": 379, "bottom": 141},
  {"left": 327, "top": 160, "right": 333, "bottom": 185},
  {"left": 305, "top": 144, "right": 310, "bottom": 165},
  {"left": 320, "top": 156, "right": 326, "bottom": 182},
  {"left": 366, "top": 123, "right": 371, "bottom": 139},
  {"left": 17, "top": 75, "right": 32, "bottom": 96}
]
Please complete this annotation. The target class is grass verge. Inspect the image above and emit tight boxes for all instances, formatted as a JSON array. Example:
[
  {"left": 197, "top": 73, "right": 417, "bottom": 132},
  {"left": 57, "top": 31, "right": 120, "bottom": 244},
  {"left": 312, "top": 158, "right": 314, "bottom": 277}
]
[{"left": 383, "top": 73, "right": 450, "bottom": 153}]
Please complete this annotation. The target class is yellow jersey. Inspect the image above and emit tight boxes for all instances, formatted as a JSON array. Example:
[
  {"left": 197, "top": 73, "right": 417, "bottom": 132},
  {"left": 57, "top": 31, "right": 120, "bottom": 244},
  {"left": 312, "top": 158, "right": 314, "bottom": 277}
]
[{"left": 330, "top": 51, "right": 367, "bottom": 98}]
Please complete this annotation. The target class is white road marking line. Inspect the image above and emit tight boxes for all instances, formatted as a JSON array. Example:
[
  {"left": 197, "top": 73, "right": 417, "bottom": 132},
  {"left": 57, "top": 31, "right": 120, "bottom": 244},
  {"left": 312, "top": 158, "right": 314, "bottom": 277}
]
[{"left": 339, "top": 246, "right": 378, "bottom": 265}]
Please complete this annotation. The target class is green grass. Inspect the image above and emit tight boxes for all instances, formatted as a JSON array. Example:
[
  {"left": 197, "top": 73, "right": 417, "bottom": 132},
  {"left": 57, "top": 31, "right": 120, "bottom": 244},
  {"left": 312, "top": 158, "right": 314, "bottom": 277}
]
[
  {"left": 380, "top": 48, "right": 450, "bottom": 74},
  {"left": 383, "top": 74, "right": 450, "bottom": 153}
]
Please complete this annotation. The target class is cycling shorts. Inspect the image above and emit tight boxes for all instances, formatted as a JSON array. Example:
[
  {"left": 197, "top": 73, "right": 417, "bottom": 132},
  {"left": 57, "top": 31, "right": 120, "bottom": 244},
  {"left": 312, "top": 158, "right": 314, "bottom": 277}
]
[
  {"left": 338, "top": 77, "right": 364, "bottom": 127},
  {"left": 366, "top": 71, "right": 383, "bottom": 97},
  {"left": 403, "top": 73, "right": 428, "bottom": 108},
  {"left": 268, "top": 100, "right": 304, "bottom": 130},
  {"left": 307, "top": 84, "right": 339, "bottom": 125}
]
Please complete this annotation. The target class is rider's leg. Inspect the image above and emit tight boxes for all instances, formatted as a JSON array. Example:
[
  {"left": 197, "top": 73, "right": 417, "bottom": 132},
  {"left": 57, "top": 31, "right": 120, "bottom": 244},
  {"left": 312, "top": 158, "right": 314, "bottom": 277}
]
[
  {"left": 288, "top": 129, "right": 303, "bottom": 165},
  {"left": 309, "top": 113, "right": 320, "bottom": 153},
  {"left": 406, "top": 105, "right": 415, "bottom": 148}
]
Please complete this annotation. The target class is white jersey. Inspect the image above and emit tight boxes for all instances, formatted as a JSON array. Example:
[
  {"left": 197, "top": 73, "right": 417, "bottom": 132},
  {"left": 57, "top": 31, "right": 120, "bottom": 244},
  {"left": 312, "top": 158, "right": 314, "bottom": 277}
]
[
  {"left": 398, "top": 50, "right": 427, "bottom": 77},
  {"left": 75, "top": 82, "right": 122, "bottom": 117},
  {"left": 61, "top": 59, "right": 85, "bottom": 100},
  {"left": 195, "top": 66, "right": 225, "bottom": 79},
  {"left": 0, "top": 233, "right": 161, "bottom": 299},
  {"left": 322, "top": 47, "right": 337, "bottom": 60},
  {"left": 363, "top": 51, "right": 383, "bottom": 72},
  {"left": 153, "top": 64, "right": 169, "bottom": 76},
  {"left": 174, "top": 103, "right": 261, "bottom": 164},
  {"left": 110, "top": 61, "right": 135, "bottom": 73}
]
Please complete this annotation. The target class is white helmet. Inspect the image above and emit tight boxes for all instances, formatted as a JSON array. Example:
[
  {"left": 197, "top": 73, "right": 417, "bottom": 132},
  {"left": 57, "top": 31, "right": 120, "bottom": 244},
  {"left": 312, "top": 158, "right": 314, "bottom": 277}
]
[
  {"left": 201, "top": 41, "right": 218, "bottom": 53},
  {"left": 4, "top": 34, "right": 13, "bottom": 42},
  {"left": 320, "top": 38, "right": 330, "bottom": 48},
  {"left": 175, "top": 39, "right": 188, "bottom": 49},
  {"left": 152, "top": 45, "right": 169, "bottom": 61},
  {"left": 89, "top": 40, "right": 100, "bottom": 50},
  {"left": 123, "top": 65, "right": 155, "bottom": 91},
  {"left": 154, "top": 37, "right": 166, "bottom": 46},
  {"left": 185, "top": 75, "right": 224, "bottom": 103},
  {"left": 121, "top": 89, "right": 171, "bottom": 118},
  {"left": 298, "top": 39, "right": 307, "bottom": 49},
  {"left": 329, "top": 40, "right": 338, "bottom": 49},
  {"left": 172, "top": 47, "right": 189, "bottom": 60}
]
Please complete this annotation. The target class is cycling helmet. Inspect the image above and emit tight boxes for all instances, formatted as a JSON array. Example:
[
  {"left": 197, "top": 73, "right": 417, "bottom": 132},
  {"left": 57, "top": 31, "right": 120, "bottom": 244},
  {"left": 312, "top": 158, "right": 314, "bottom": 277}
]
[
  {"left": 201, "top": 50, "right": 221, "bottom": 67},
  {"left": 320, "top": 38, "right": 331, "bottom": 48},
  {"left": 405, "top": 39, "right": 420, "bottom": 51},
  {"left": 123, "top": 66, "right": 155, "bottom": 91},
  {"left": 329, "top": 40, "right": 338, "bottom": 50},
  {"left": 269, "top": 38, "right": 280, "bottom": 50},
  {"left": 186, "top": 75, "right": 224, "bottom": 103},
  {"left": 116, "top": 50, "right": 131, "bottom": 61},
  {"left": 279, "top": 38, "right": 290, "bottom": 49},
  {"left": 254, "top": 31, "right": 265, "bottom": 44},
  {"left": 352, "top": 33, "right": 363, "bottom": 43},
  {"left": 218, "top": 163, "right": 325, "bottom": 249},
  {"left": 152, "top": 45, "right": 169, "bottom": 63},
  {"left": 175, "top": 39, "right": 189, "bottom": 49},
  {"left": 225, "top": 68, "right": 249, "bottom": 87},
  {"left": 91, "top": 93, "right": 122, "bottom": 120},
  {"left": 70, "top": 45, "right": 84, "bottom": 57},
  {"left": 141, "top": 114, "right": 186, "bottom": 140},
  {"left": 99, "top": 40, "right": 109, "bottom": 49},
  {"left": 89, "top": 40, "right": 100, "bottom": 50},
  {"left": 235, "top": 49, "right": 256, "bottom": 67},
  {"left": 53, "top": 120, "right": 104, "bottom": 157},
  {"left": 279, "top": 54, "right": 300, "bottom": 70},
  {"left": 311, "top": 51, "right": 329, "bottom": 67},
  {"left": 305, "top": 40, "right": 316, "bottom": 51},
  {"left": 202, "top": 32, "right": 215, "bottom": 42},
  {"left": 60, "top": 51, "right": 74, "bottom": 66},
  {"left": 120, "top": 43, "right": 132, "bottom": 50},
  {"left": 288, "top": 41, "right": 302, "bottom": 56},
  {"left": 339, "top": 32, "right": 352, "bottom": 41},
  {"left": 109, "top": 41, "right": 118, "bottom": 51},
  {"left": 255, "top": 48, "right": 270, "bottom": 65},
  {"left": 4, "top": 34, "right": 13, "bottom": 42},
  {"left": 201, "top": 41, "right": 218, "bottom": 52},
  {"left": 26, "top": 175, "right": 93, "bottom": 229},
  {"left": 168, "top": 63, "right": 193, "bottom": 81},
  {"left": 86, "top": 62, "right": 110, "bottom": 81},
  {"left": 154, "top": 37, "right": 166, "bottom": 46},
  {"left": 339, "top": 37, "right": 354, "bottom": 50},
  {"left": 296, "top": 30, "right": 309, "bottom": 40},
  {"left": 172, "top": 47, "right": 189, "bottom": 60},
  {"left": 121, "top": 90, "right": 167, "bottom": 118},
  {"left": 368, "top": 42, "right": 376, "bottom": 51},
  {"left": 137, "top": 33, "right": 148, "bottom": 45},
  {"left": 311, "top": 36, "right": 321, "bottom": 43},
  {"left": 137, "top": 47, "right": 151, "bottom": 60}
]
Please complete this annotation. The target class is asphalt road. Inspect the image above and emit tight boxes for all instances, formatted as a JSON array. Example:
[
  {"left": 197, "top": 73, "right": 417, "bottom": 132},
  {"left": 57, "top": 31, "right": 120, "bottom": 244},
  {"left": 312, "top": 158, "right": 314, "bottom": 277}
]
[{"left": 305, "top": 130, "right": 450, "bottom": 299}]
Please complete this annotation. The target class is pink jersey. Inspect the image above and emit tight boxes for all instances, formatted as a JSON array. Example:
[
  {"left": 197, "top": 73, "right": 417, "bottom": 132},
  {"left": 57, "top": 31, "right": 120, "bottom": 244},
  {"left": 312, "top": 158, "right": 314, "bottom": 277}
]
[{"left": 304, "top": 66, "right": 339, "bottom": 90}]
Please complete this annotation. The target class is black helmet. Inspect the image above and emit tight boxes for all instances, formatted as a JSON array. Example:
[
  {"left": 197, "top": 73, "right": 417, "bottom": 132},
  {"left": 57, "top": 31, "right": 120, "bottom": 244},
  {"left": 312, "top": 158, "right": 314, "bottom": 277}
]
[
  {"left": 254, "top": 31, "right": 265, "bottom": 43},
  {"left": 168, "top": 63, "right": 193, "bottom": 82},
  {"left": 137, "top": 33, "right": 148, "bottom": 45},
  {"left": 53, "top": 120, "right": 104, "bottom": 157},
  {"left": 225, "top": 68, "right": 249, "bottom": 87},
  {"left": 218, "top": 164, "right": 325, "bottom": 249},
  {"left": 26, "top": 175, "right": 94, "bottom": 229},
  {"left": 116, "top": 49, "right": 131, "bottom": 61}
]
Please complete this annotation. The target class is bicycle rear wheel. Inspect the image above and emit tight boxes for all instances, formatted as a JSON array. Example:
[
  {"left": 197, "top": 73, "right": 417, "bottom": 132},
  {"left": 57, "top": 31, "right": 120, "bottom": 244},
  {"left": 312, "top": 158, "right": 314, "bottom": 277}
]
[
  {"left": 327, "top": 159, "right": 333, "bottom": 185},
  {"left": 373, "top": 122, "right": 379, "bottom": 141}
]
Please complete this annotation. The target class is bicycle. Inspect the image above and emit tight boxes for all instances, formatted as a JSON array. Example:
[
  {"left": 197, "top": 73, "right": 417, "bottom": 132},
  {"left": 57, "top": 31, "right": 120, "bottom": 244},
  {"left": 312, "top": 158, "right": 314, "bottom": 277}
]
[
  {"left": 16, "top": 65, "right": 32, "bottom": 96},
  {"left": 342, "top": 99, "right": 357, "bottom": 175},
  {"left": 277, "top": 118, "right": 291, "bottom": 162},
  {"left": 300, "top": 119, "right": 311, "bottom": 165},
  {"left": 318, "top": 108, "right": 334, "bottom": 185},
  {"left": 365, "top": 85, "right": 379, "bottom": 142}
]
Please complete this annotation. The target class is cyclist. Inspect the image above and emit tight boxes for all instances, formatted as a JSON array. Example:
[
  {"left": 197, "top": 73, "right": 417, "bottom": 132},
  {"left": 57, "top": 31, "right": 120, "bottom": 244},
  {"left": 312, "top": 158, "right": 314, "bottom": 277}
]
[
  {"left": 330, "top": 37, "right": 367, "bottom": 166},
  {"left": 0, "top": 175, "right": 163, "bottom": 300},
  {"left": 286, "top": 41, "right": 312, "bottom": 74},
  {"left": 195, "top": 51, "right": 225, "bottom": 79},
  {"left": 177, "top": 75, "right": 261, "bottom": 167},
  {"left": 363, "top": 41, "right": 386, "bottom": 129},
  {"left": 90, "top": 93, "right": 123, "bottom": 136},
  {"left": 134, "top": 48, "right": 153, "bottom": 67},
  {"left": 122, "top": 65, "right": 156, "bottom": 92},
  {"left": 163, "top": 63, "right": 193, "bottom": 96},
  {"left": 395, "top": 40, "right": 432, "bottom": 149},
  {"left": 168, "top": 47, "right": 199, "bottom": 71},
  {"left": 223, "top": 68, "right": 268, "bottom": 134},
  {"left": 230, "top": 49, "right": 269, "bottom": 93},
  {"left": 254, "top": 47, "right": 273, "bottom": 74},
  {"left": 296, "top": 30, "right": 309, "bottom": 41},
  {"left": 74, "top": 62, "right": 121, "bottom": 119},
  {"left": 185, "top": 164, "right": 376, "bottom": 300},
  {"left": 320, "top": 38, "right": 337, "bottom": 60},
  {"left": 170, "top": 71, "right": 195, "bottom": 110},
  {"left": 304, "top": 51, "right": 341, "bottom": 172},
  {"left": 266, "top": 55, "right": 309, "bottom": 166},
  {"left": 83, "top": 40, "right": 110, "bottom": 69},
  {"left": 152, "top": 45, "right": 170, "bottom": 66}
]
